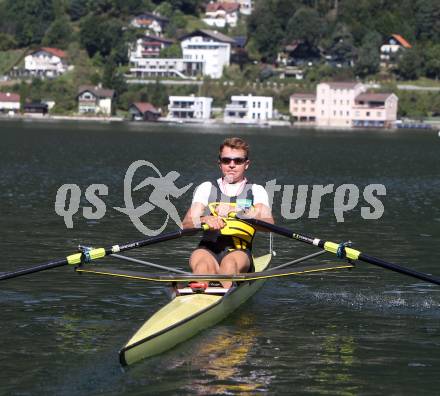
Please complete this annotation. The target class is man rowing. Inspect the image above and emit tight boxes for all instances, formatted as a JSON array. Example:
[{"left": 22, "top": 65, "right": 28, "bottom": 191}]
[{"left": 182, "top": 137, "right": 274, "bottom": 287}]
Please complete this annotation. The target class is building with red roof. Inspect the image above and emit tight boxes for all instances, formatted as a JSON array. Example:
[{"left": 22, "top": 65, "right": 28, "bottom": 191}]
[
  {"left": 0, "top": 92, "right": 20, "bottom": 114},
  {"left": 24, "top": 47, "right": 71, "bottom": 78},
  {"left": 129, "top": 102, "right": 161, "bottom": 121},
  {"left": 380, "top": 34, "right": 412, "bottom": 68}
]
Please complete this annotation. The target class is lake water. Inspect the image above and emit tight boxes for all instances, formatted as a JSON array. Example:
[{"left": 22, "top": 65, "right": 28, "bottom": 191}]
[{"left": 1, "top": 120, "right": 439, "bottom": 395}]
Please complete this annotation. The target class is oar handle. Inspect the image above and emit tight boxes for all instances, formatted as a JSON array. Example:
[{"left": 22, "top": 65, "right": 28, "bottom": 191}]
[{"left": 0, "top": 227, "right": 206, "bottom": 282}]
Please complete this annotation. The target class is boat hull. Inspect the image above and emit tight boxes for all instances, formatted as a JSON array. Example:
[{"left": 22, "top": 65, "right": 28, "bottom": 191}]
[{"left": 119, "top": 254, "right": 272, "bottom": 366}]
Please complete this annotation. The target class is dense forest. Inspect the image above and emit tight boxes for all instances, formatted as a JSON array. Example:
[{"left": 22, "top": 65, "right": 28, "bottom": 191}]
[{"left": 0, "top": 0, "right": 439, "bottom": 117}]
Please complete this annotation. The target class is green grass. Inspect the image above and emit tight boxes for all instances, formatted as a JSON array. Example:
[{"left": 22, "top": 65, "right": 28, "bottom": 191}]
[{"left": 0, "top": 49, "right": 26, "bottom": 74}]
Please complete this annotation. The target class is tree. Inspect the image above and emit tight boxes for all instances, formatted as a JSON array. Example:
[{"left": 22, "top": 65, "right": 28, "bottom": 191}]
[
  {"left": 354, "top": 31, "right": 381, "bottom": 77},
  {"left": 415, "top": 0, "right": 440, "bottom": 42},
  {"left": 325, "top": 23, "right": 356, "bottom": 66},
  {"left": 0, "top": 33, "right": 17, "bottom": 51},
  {"left": 286, "top": 7, "right": 323, "bottom": 48},
  {"left": 68, "top": 0, "right": 89, "bottom": 21},
  {"left": 424, "top": 44, "right": 440, "bottom": 79},
  {"left": 159, "top": 44, "right": 182, "bottom": 58},
  {"left": 42, "top": 16, "right": 73, "bottom": 48},
  {"left": 247, "top": 0, "right": 283, "bottom": 62},
  {"left": 80, "top": 15, "right": 125, "bottom": 59},
  {"left": 3, "top": 0, "right": 55, "bottom": 46},
  {"left": 396, "top": 47, "right": 423, "bottom": 80},
  {"left": 102, "top": 55, "right": 127, "bottom": 96}
]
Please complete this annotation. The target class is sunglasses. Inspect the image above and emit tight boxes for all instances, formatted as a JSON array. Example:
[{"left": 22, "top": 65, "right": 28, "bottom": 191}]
[{"left": 219, "top": 156, "right": 248, "bottom": 165}]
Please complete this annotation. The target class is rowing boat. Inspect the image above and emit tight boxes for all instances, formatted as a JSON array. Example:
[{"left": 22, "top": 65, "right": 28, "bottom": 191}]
[
  {"left": 119, "top": 254, "right": 272, "bottom": 366},
  {"left": 2, "top": 220, "right": 439, "bottom": 367}
]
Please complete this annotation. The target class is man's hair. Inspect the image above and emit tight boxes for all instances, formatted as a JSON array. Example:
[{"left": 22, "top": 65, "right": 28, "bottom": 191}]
[{"left": 219, "top": 137, "right": 249, "bottom": 158}]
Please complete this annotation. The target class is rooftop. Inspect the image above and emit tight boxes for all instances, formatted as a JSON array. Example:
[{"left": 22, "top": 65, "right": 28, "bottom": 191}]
[{"left": 0, "top": 92, "right": 20, "bottom": 102}]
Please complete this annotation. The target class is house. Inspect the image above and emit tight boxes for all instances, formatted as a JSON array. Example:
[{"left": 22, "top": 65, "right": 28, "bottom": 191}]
[
  {"left": 277, "top": 40, "right": 321, "bottom": 67},
  {"left": 129, "top": 102, "right": 161, "bottom": 121},
  {"left": 167, "top": 95, "right": 212, "bottom": 121},
  {"left": 222, "top": 0, "right": 253, "bottom": 15},
  {"left": 203, "top": 2, "right": 240, "bottom": 28},
  {"left": 0, "top": 92, "right": 20, "bottom": 114},
  {"left": 290, "top": 81, "right": 398, "bottom": 128},
  {"left": 315, "top": 82, "right": 365, "bottom": 127},
  {"left": 23, "top": 47, "right": 70, "bottom": 78},
  {"left": 180, "top": 29, "right": 235, "bottom": 79},
  {"left": 23, "top": 102, "right": 48, "bottom": 116},
  {"left": 289, "top": 93, "right": 316, "bottom": 122},
  {"left": 130, "top": 12, "right": 169, "bottom": 36},
  {"left": 129, "top": 57, "right": 187, "bottom": 79},
  {"left": 129, "top": 35, "right": 175, "bottom": 58},
  {"left": 129, "top": 29, "right": 234, "bottom": 79},
  {"left": 77, "top": 85, "right": 115, "bottom": 116},
  {"left": 224, "top": 94, "right": 273, "bottom": 124},
  {"left": 352, "top": 93, "right": 398, "bottom": 128},
  {"left": 380, "top": 34, "right": 411, "bottom": 68}
]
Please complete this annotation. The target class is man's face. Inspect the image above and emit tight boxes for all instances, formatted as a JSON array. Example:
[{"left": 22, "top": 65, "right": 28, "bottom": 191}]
[{"left": 218, "top": 146, "right": 249, "bottom": 183}]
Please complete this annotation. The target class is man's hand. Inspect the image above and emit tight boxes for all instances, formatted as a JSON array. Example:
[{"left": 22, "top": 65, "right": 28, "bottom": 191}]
[{"left": 201, "top": 215, "right": 225, "bottom": 230}]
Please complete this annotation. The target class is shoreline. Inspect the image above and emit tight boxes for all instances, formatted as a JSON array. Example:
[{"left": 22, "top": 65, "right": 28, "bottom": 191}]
[{"left": 0, "top": 113, "right": 437, "bottom": 131}]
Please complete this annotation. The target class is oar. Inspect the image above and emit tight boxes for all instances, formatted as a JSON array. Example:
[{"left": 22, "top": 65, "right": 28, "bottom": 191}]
[
  {"left": 0, "top": 227, "right": 206, "bottom": 281},
  {"left": 237, "top": 217, "right": 440, "bottom": 286}
]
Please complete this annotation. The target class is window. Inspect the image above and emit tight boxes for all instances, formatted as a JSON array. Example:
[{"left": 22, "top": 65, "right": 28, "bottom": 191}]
[
  {"left": 346, "top": 111, "right": 349, "bottom": 116},
  {"left": 366, "top": 112, "right": 370, "bottom": 117},
  {"left": 377, "top": 111, "right": 382, "bottom": 117},
  {"left": 333, "top": 111, "right": 336, "bottom": 116}
]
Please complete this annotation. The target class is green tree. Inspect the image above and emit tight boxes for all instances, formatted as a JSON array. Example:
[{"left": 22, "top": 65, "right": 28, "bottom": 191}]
[
  {"left": 424, "top": 44, "right": 440, "bottom": 79},
  {"left": 247, "top": 0, "right": 283, "bottom": 62},
  {"left": 159, "top": 44, "right": 182, "bottom": 58},
  {"left": 67, "top": 0, "right": 89, "bottom": 21},
  {"left": 80, "top": 15, "right": 125, "bottom": 59},
  {"left": 286, "top": 7, "right": 323, "bottom": 48},
  {"left": 354, "top": 31, "right": 381, "bottom": 77},
  {"left": 325, "top": 23, "right": 356, "bottom": 66},
  {"left": 415, "top": 0, "right": 440, "bottom": 42},
  {"left": 3, "top": 0, "right": 55, "bottom": 46},
  {"left": 396, "top": 47, "right": 423, "bottom": 80},
  {"left": 0, "top": 33, "right": 17, "bottom": 50},
  {"left": 42, "top": 16, "right": 73, "bottom": 48}
]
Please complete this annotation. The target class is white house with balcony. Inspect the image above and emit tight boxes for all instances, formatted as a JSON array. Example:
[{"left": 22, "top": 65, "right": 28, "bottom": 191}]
[
  {"left": 290, "top": 81, "right": 398, "bottom": 128},
  {"left": 24, "top": 47, "right": 71, "bottom": 78},
  {"left": 180, "top": 29, "right": 234, "bottom": 79},
  {"left": 167, "top": 95, "right": 213, "bottom": 121},
  {"left": 224, "top": 94, "right": 273, "bottom": 124},
  {"left": 77, "top": 85, "right": 115, "bottom": 116},
  {"left": 130, "top": 57, "right": 187, "bottom": 78},
  {"left": 129, "top": 36, "right": 175, "bottom": 58},
  {"left": 203, "top": 2, "right": 239, "bottom": 28},
  {"left": 128, "top": 29, "right": 233, "bottom": 79}
]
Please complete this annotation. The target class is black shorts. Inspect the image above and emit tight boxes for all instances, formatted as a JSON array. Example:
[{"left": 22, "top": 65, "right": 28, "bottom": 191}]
[{"left": 197, "top": 240, "right": 255, "bottom": 273}]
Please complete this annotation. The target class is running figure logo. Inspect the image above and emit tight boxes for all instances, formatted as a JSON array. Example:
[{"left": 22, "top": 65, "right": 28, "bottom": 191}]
[{"left": 114, "top": 160, "right": 192, "bottom": 235}]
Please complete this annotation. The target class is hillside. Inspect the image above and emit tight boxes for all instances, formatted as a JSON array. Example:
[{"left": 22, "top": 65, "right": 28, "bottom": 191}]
[{"left": 0, "top": 0, "right": 439, "bottom": 117}]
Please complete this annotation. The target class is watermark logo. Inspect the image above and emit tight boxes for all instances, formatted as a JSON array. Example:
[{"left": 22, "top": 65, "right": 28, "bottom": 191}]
[
  {"left": 54, "top": 160, "right": 192, "bottom": 235},
  {"left": 54, "top": 161, "right": 386, "bottom": 235},
  {"left": 113, "top": 160, "right": 192, "bottom": 235}
]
